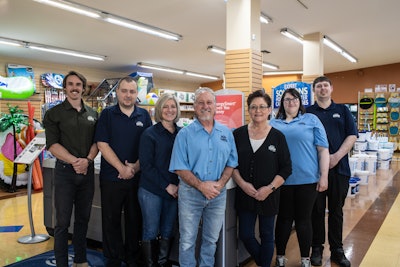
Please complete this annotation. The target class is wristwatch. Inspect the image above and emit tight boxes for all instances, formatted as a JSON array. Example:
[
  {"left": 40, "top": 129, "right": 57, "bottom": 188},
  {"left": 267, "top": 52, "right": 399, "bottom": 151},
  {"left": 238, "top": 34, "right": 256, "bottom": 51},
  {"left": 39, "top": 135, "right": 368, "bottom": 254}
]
[
  {"left": 270, "top": 183, "right": 276, "bottom": 192},
  {"left": 87, "top": 158, "right": 94, "bottom": 165}
]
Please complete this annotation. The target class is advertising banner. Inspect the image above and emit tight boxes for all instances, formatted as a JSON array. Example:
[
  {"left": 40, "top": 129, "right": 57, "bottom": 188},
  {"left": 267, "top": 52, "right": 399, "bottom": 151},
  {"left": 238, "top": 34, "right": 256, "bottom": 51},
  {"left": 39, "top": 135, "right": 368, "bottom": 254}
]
[
  {"left": 272, "top": 81, "right": 312, "bottom": 109},
  {"left": 215, "top": 89, "right": 244, "bottom": 130}
]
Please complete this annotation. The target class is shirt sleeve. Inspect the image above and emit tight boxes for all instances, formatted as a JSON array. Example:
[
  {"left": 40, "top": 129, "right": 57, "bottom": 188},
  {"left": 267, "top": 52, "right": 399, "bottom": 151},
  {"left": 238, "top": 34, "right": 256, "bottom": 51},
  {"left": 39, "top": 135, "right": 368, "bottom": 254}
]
[
  {"left": 169, "top": 129, "right": 190, "bottom": 172},
  {"left": 43, "top": 109, "right": 60, "bottom": 150}
]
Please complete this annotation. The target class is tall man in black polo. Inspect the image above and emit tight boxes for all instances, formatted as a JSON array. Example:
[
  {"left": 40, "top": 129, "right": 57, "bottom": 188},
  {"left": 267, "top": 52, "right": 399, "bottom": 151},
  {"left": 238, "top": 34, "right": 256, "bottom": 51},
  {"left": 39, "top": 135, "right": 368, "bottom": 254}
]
[
  {"left": 306, "top": 76, "right": 357, "bottom": 267},
  {"left": 43, "top": 71, "right": 98, "bottom": 267}
]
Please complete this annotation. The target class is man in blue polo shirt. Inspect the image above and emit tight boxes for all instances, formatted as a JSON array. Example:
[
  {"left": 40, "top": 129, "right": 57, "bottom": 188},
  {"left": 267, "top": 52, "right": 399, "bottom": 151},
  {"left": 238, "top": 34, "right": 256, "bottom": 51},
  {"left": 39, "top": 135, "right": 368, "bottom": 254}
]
[
  {"left": 306, "top": 76, "right": 357, "bottom": 267},
  {"left": 95, "top": 76, "right": 152, "bottom": 267},
  {"left": 169, "top": 87, "right": 238, "bottom": 267}
]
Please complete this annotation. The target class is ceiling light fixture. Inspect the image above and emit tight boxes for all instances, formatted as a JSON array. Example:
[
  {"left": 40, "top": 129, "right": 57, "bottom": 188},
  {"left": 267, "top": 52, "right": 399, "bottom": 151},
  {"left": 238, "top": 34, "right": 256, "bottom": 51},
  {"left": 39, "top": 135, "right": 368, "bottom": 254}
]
[
  {"left": 263, "top": 70, "right": 303, "bottom": 76},
  {"left": 260, "top": 12, "right": 273, "bottom": 24},
  {"left": 207, "top": 45, "right": 278, "bottom": 70},
  {"left": 262, "top": 62, "right": 279, "bottom": 70},
  {"left": 0, "top": 36, "right": 106, "bottom": 61},
  {"left": 323, "top": 35, "right": 358, "bottom": 63},
  {"left": 207, "top": 45, "right": 226, "bottom": 55},
  {"left": 32, "top": 0, "right": 182, "bottom": 41},
  {"left": 280, "top": 28, "right": 304, "bottom": 44},
  {"left": 137, "top": 62, "right": 219, "bottom": 80}
]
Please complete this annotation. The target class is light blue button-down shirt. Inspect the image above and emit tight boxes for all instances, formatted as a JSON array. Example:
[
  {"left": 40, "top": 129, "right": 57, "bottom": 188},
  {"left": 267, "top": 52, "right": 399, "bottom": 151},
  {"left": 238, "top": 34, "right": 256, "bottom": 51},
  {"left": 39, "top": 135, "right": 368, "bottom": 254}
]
[{"left": 169, "top": 119, "right": 238, "bottom": 181}]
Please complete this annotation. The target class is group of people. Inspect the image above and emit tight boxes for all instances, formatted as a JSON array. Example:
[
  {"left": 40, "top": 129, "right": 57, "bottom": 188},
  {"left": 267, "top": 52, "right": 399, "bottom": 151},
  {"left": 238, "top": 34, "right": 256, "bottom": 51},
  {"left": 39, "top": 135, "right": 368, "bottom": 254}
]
[{"left": 43, "top": 71, "right": 357, "bottom": 267}]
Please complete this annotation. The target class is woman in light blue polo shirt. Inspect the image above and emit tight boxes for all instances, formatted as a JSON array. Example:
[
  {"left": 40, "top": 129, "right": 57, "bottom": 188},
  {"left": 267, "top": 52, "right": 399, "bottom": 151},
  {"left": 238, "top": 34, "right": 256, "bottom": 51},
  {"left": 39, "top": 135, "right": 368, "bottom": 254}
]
[{"left": 270, "top": 88, "right": 329, "bottom": 267}]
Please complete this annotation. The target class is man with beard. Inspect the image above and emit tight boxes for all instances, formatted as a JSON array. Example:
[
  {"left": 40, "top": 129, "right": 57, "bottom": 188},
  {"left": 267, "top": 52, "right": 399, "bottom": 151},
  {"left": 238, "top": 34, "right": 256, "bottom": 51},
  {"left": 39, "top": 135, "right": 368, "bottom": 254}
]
[
  {"left": 95, "top": 76, "right": 152, "bottom": 266},
  {"left": 43, "top": 71, "right": 98, "bottom": 267},
  {"left": 169, "top": 87, "right": 238, "bottom": 267}
]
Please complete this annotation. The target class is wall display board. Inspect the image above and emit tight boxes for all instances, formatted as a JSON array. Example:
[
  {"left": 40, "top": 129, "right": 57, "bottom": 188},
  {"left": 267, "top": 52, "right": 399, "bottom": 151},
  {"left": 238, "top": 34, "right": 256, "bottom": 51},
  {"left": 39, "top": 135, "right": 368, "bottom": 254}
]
[{"left": 272, "top": 82, "right": 312, "bottom": 116}]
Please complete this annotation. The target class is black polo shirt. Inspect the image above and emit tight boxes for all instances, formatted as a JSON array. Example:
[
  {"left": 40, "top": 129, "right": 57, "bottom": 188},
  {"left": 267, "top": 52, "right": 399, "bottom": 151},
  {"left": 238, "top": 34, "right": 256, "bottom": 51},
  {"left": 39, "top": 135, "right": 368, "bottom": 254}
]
[
  {"left": 43, "top": 99, "right": 98, "bottom": 158},
  {"left": 306, "top": 100, "right": 358, "bottom": 176}
]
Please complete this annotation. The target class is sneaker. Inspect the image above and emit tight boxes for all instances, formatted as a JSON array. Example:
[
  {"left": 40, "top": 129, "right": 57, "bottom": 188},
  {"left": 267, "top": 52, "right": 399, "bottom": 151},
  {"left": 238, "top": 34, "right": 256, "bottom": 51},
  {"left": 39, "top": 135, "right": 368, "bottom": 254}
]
[
  {"left": 275, "top": 255, "right": 287, "bottom": 267},
  {"left": 301, "top": 258, "right": 311, "bottom": 267},
  {"left": 331, "top": 248, "right": 351, "bottom": 267},
  {"left": 310, "top": 246, "right": 323, "bottom": 266}
]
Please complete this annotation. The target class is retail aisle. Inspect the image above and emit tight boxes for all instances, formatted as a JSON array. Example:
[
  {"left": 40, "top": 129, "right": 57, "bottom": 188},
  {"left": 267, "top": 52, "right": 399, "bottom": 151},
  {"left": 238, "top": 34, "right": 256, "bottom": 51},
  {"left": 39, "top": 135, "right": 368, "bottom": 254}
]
[{"left": 0, "top": 162, "right": 399, "bottom": 267}]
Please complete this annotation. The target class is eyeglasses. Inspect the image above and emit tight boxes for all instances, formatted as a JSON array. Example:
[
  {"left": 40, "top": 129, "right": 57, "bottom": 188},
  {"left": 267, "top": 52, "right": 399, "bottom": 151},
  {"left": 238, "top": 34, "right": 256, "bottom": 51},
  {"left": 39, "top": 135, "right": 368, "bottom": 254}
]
[
  {"left": 249, "top": 105, "right": 270, "bottom": 111},
  {"left": 283, "top": 97, "right": 299, "bottom": 104}
]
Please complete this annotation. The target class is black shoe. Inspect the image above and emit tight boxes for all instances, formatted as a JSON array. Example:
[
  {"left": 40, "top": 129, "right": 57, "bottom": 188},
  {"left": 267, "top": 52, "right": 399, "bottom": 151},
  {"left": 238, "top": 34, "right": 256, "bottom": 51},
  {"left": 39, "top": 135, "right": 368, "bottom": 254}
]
[
  {"left": 331, "top": 248, "right": 351, "bottom": 267},
  {"left": 310, "top": 246, "right": 323, "bottom": 266}
]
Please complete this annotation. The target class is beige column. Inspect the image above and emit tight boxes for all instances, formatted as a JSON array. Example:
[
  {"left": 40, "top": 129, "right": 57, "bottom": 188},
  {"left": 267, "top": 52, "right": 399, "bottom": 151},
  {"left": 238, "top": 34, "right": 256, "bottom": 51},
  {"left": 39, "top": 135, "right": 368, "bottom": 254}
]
[
  {"left": 302, "top": 32, "right": 324, "bottom": 84},
  {"left": 225, "top": 0, "right": 263, "bottom": 123}
]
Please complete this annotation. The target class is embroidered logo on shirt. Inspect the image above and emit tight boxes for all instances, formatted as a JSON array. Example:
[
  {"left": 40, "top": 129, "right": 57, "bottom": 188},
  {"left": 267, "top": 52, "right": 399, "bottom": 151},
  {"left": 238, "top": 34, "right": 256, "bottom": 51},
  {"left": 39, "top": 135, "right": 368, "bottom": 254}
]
[
  {"left": 268, "top": 145, "right": 276, "bottom": 152},
  {"left": 220, "top": 135, "right": 227, "bottom": 142},
  {"left": 333, "top": 113, "right": 341, "bottom": 118},
  {"left": 87, "top": 116, "right": 95, "bottom": 122},
  {"left": 136, "top": 121, "right": 144, "bottom": 127}
]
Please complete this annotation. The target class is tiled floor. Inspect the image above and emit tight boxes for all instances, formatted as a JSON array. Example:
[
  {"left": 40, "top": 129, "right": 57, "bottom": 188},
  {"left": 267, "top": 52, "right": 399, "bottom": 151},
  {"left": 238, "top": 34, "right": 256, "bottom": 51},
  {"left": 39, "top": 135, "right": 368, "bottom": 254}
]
[{"left": 0, "top": 161, "right": 399, "bottom": 267}]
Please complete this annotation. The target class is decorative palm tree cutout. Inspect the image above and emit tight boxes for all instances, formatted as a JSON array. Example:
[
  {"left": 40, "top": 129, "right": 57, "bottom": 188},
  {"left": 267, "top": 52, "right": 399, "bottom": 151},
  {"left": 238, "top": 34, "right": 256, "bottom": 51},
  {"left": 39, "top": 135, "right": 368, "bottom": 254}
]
[{"left": 0, "top": 104, "right": 28, "bottom": 192}]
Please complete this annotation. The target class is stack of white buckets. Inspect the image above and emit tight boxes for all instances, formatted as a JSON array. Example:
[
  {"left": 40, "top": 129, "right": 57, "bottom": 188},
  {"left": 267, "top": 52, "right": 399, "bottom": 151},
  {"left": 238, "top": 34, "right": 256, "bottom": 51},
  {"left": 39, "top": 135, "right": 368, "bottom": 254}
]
[{"left": 348, "top": 131, "right": 394, "bottom": 198}]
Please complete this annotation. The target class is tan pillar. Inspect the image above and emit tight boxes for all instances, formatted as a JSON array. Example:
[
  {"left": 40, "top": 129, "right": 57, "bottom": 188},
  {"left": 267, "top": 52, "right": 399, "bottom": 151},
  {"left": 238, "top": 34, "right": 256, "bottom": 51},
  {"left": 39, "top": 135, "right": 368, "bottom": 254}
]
[
  {"left": 302, "top": 32, "right": 324, "bottom": 84},
  {"left": 225, "top": 0, "right": 263, "bottom": 122}
]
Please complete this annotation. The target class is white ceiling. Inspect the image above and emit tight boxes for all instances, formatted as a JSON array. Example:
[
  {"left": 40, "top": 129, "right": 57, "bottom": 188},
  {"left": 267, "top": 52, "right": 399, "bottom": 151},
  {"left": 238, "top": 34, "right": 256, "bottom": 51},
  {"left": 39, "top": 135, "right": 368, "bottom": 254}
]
[{"left": 1, "top": 0, "right": 400, "bottom": 84}]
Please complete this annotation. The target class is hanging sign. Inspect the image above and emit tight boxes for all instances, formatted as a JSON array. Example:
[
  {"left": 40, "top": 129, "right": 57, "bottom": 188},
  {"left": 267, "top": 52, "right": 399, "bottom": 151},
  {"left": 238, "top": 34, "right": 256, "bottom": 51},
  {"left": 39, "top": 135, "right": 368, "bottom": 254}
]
[{"left": 272, "top": 81, "right": 312, "bottom": 109}]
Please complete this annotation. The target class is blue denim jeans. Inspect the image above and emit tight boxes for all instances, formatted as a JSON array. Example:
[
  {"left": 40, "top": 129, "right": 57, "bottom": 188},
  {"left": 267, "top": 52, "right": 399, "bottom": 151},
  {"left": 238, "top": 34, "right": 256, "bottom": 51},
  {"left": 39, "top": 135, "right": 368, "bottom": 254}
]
[
  {"left": 238, "top": 210, "right": 275, "bottom": 267},
  {"left": 54, "top": 161, "right": 94, "bottom": 267},
  {"left": 178, "top": 180, "right": 226, "bottom": 267},
  {"left": 138, "top": 187, "right": 178, "bottom": 240}
]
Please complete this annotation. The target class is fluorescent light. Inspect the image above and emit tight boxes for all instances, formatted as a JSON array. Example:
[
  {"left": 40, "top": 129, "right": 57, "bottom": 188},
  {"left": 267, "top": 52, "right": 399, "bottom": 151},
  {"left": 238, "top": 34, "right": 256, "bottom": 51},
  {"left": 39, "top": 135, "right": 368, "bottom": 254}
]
[
  {"left": 0, "top": 36, "right": 106, "bottom": 61},
  {"left": 185, "top": 72, "right": 219, "bottom": 80},
  {"left": 137, "top": 62, "right": 184, "bottom": 74},
  {"left": 32, "top": 0, "right": 182, "bottom": 41},
  {"left": 137, "top": 62, "right": 219, "bottom": 80},
  {"left": 207, "top": 45, "right": 226, "bottom": 55},
  {"left": 280, "top": 28, "right": 304, "bottom": 44},
  {"left": 0, "top": 37, "right": 23, "bottom": 47},
  {"left": 260, "top": 12, "right": 273, "bottom": 24},
  {"left": 33, "top": 0, "right": 100, "bottom": 18},
  {"left": 262, "top": 62, "right": 279, "bottom": 70},
  {"left": 263, "top": 70, "right": 303, "bottom": 76},
  {"left": 323, "top": 35, "right": 357, "bottom": 63},
  {"left": 29, "top": 45, "right": 105, "bottom": 61},
  {"left": 105, "top": 16, "right": 182, "bottom": 41}
]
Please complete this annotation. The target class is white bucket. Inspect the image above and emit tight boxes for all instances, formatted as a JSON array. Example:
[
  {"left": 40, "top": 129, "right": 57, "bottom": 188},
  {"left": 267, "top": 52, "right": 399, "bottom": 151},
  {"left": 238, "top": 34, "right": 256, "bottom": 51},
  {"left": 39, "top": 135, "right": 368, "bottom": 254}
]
[
  {"left": 365, "top": 150, "right": 378, "bottom": 157},
  {"left": 355, "top": 170, "right": 369, "bottom": 185},
  {"left": 365, "top": 155, "right": 377, "bottom": 174},
  {"left": 349, "top": 157, "right": 358, "bottom": 176},
  {"left": 357, "top": 132, "right": 367, "bottom": 142},
  {"left": 353, "top": 141, "right": 368, "bottom": 151},
  {"left": 378, "top": 149, "right": 392, "bottom": 161},
  {"left": 347, "top": 178, "right": 358, "bottom": 198},
  {"left": 352, "top": 153, "right": 368, "bottom": 171},
  {"left": 367, "top": 140, "right": 379, "bottom": 151},
  {"left": 377, "top": 159, "right": 390, "bottom": 170}
]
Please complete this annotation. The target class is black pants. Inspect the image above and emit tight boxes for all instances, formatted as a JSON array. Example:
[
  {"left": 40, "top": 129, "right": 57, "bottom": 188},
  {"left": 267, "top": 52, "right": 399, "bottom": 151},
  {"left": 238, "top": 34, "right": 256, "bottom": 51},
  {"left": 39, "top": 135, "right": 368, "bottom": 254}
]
[
  {"left": 54, "top": 161, "right": 95, "bottom": 267},
  {"left": 312, "top": 171, "right": 350, "bottom": 250},
  {"left": 100, "top": 179, "right": 142, "bottom": 265},
  {"left": 275, "top": 183, "right": 318, "bottom": 257}
]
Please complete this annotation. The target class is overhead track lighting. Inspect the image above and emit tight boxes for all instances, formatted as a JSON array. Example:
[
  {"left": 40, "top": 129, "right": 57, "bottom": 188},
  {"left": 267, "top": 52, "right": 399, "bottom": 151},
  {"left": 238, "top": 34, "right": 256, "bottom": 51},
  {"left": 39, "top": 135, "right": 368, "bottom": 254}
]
[
  {"left": 262, "top": 62, "right": 279, "bottom": 70},
  {"left": 0, "top": 36, "right": 106, "bottom": 61},
  {"left": 32, "top": 0, "right": 182, "bottom": 41},
  {"left": 137, "top": 62, "right": 219, "bottom": 81},
  {"left": 323, "top": 35, "right": 358, "bottom": 63},
  {"left": 260, "top": 12, "right": 273, "bottom": 24},
  {"left": 280, "top": 28, "right": 304, "bottom": 44}
]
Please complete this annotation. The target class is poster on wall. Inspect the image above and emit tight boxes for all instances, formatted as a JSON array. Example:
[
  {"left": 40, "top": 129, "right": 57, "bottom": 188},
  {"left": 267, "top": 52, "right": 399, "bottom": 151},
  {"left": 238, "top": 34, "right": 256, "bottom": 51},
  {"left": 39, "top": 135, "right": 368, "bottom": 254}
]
[
  {"left": 6, "top": 64, "right": 36, "bottom": 93},
  {"left": 215, "top": 89, "right": 244, "bottom": 130},
  {"left": 272, "top": 81, "right": 312, "bottom": 109}
]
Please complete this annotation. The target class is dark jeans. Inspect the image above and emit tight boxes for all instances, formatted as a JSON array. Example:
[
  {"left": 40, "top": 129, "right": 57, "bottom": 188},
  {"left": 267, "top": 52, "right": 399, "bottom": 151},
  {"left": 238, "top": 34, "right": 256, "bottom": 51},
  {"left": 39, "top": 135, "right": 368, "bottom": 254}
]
[
  {"left": 138, "top": 187, "right": 178, "bottom": 240},
  {"left": 312, "top": 171, "right": 350, "bottom": 251},
  {"left": 275, "top": 183, "right": 318, "bottom": 257},
  {"left": 238, "top": 210, "right": 275, "bottom": 267},
  {"left": 100, "top": 179, "right": 142, "bottom": 265},
  {"left": 54, "top": 161, "right": 95, "bottom": 267}
]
